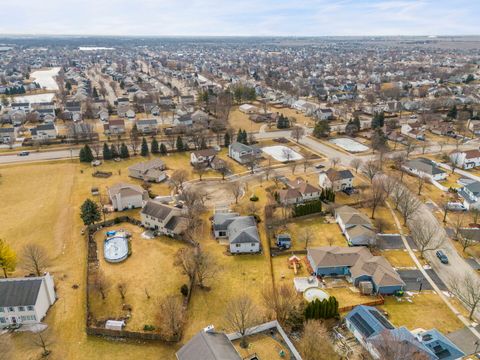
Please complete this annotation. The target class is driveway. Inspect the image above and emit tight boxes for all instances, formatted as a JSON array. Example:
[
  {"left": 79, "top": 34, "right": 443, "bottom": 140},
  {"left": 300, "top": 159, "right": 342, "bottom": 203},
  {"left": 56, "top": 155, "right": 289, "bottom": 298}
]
[
  {"left": 397, "top": 269, "right": 447, "bottom": 291},
  {"left": 376, "top": 234, "right": 418, "bottom": 250}
]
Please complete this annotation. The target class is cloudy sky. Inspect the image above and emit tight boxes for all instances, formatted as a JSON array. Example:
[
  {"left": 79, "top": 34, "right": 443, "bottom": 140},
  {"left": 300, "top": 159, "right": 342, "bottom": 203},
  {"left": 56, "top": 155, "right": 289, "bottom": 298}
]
[{"left": 1, "top": 0, "right": 478, "bottom": 36}]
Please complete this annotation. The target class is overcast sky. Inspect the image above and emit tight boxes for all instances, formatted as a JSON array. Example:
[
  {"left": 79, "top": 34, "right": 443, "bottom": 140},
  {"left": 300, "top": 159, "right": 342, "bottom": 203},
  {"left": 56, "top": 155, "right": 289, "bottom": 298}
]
[{"left": 1, "top": 0, "right": 478, "bottom": 36}]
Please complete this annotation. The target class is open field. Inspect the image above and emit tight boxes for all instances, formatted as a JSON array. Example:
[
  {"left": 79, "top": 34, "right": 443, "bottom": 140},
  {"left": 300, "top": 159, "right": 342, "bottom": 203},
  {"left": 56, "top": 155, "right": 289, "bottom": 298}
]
[
  {"left": 228, "top": 107, "right": 264, "bottom": 132},
  {"left": 89, "top": 223, "right": 187, "bottom": 332}
]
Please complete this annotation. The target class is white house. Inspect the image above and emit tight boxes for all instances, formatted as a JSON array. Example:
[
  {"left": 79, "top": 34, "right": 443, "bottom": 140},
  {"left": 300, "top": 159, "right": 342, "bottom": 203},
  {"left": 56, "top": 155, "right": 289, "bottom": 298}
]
[
  {"left": 212, "top": 213, "right": 261, "bottom": 254},
  {"left": 190, "top": 148, "right": 218, "bottom": 166},
  {"left": 141, "top": 200, "right": 187, "bottom": 236},
  {"left": 136, "top": 119, "right": 158, "bottom": 134},
  {"left": 108, "top": 183, "right": 149, "bottom": 211},
  {"left": 0, "top": 273, "right": 56, "bottom": 329},
  {"left": 316, "top": 108, "right": 333, "bottom": 120},
  {"left": 449, "top": 149, "right": 480, "bottom": 170},
  {"left": 239, "top": 104, "right": 258, "bottom": 114},
  {"left": 319, "top": 169, "right": 354, "bottom": 191},
  {"left": 228, "top": 142, "right": 260, "bottom": 164},
  {"left": 0, "top": 127, "right": 15, "bottom": 144},
  {"left": 128, "top": 159, "right": 166, "bottom": 183},
  {"left": 11, "top": 102, "right": 30, "bottom": 112},
  {"left": 401, "top": 123, "right": 425, "bottom": 141},
  {"left": 458, "top": 180, "right": 480, "bottom": 210},
  {"left": 173, "top": 114, "right": 193, "bottom": 127},
  {"left": 402, "top": 158, "right": 447, "bottom": 181},
  {"left": 30, "top": 123, "right": 57, "bottom": 141}
]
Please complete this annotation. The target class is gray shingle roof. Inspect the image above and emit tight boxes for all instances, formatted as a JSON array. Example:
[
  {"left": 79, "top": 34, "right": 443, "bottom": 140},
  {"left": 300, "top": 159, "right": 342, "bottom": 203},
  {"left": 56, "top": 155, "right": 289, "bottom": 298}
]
[
  {"left": 228, "top": 216, "right": 260, "bottom": 244},
  {"left": 141, "top": 200, "right": 174, "bottom": 221},
  {"left": 213, "top": 213, "right": 239, "bottom": 231},
  {"left": 176, "top": 330, "right": 241, "bottom": 360},
  {"left": 0, "top": 278, "right": 42, "bottom": 307}
]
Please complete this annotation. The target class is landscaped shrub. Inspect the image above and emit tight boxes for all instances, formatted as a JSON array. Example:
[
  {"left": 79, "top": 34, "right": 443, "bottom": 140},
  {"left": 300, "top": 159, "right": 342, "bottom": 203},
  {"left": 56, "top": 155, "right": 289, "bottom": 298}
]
[
  {"left": 250, "top": 194, "right": 259, "bottom": 202},
  {"left": 304, "top": 296, "right": 339, "bottom": 320},
  {"left": 143, "top": 324, "right": 156, "bottom": 331},
  {"left": 292, "top": 200, "right": 322, "bottom": 217}
]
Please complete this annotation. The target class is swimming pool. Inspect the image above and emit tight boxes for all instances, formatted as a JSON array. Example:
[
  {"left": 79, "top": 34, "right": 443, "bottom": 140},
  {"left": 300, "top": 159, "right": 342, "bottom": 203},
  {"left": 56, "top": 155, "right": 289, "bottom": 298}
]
[{"left": 104, "top": 235, "right": 129, "bottom": 263}]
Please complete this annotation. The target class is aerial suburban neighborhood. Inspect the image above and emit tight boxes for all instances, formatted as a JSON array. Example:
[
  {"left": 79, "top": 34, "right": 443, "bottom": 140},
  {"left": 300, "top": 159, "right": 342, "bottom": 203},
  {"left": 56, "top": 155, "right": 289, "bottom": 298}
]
[{"left": 1, "top": 2, "right": 480, "bottom": 359}]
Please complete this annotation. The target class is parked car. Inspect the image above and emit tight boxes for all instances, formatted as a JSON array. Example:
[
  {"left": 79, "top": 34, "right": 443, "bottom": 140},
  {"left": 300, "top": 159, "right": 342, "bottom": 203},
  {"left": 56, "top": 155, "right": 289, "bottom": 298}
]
[
  {"left": 18, "top": 151, "right": 30, "bottom": 156},
  {"left": 446, "top": 202, "right": 467, "bottom": 211},
  {"left": 342, "top": 187, "right": 356, "bottom": 196},
  {"left": 315, "top": 163, "right": 325, "bottom": 169},
  {"left": 436, "top": 250, "right": 449, "bottom": 264}
]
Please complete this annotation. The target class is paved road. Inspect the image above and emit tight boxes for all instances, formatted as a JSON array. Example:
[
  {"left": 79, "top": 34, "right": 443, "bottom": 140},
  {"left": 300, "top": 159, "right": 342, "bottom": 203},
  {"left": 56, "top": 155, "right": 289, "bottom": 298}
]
[{"left": 0, "top": 149, "right": 79, "bottom": 164}]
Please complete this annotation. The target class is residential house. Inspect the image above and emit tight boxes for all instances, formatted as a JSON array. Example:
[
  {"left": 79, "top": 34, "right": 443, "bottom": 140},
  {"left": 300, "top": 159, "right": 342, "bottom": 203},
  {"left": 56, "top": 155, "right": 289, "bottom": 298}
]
[
  {"left": 468, "top": 120, "right": 480, "bottom": 135},
  {"left": 128, "top": 159, "right": 167, "bottom": 183},
  {"left": 335, "top": 205, "right": 376, "bottom": 246},
  {"left": 108, "top": 183, "right": 149, "bottom": 211},
  {"left": 228, "top": 142, "right": 261, "bottom": 164},
  {"left": 97, "top": 109, "right": 109, "bottom": 122},
  {"left": 104, "top": 119, "right": 126, "bottom": 135},
  {"left": 0, "top": 127, "right": 15, "bottom": 144},
  {"left": 141, "top": 200, "right": 188, "bottom": 236},
  {"left": 458, "top": 180, "right": 480, "bottom": 210},
  {"left": 345, "top": 305, "right": 464, "bottom": 360},
  {"left": 10, "top": 102, "right": 30, "bottom": 112},
  {"left": 173, "top": 114, "right": 193, "bottom": 127},
  {"left": 10, "top": 110, "right": 26, "bottom": 126},
  {"left": 212, "top": 213, "right": 261, "bottom": 254},
  {"left": 401, "top": 123, "right": 425, "bottom": 141},
  {"left": 449, "top": 149, "right": 480, "bottom": 169},
  {"left": 278, "top": 178, "right": 322, "bottom": 205},
  {"left": 190, "top": 148, "right": 218, "bottom": 166},
  {"left": 191, "top": 110, "right": 209, "bottom": 126},
  {"left": 0, "top": 273, "right": 56, "bottom": 329},
  {"left": 126, "top": 109, "right": 136, "bottom": 119},
  {"left": 179, "top": 95, "right": 195, "bottom": 107},
  {"left": 30, "top": 123, "right": 57, "bottom": 141},
  {"left": 402, "top": 158, "right": 447, "bottom": 181},
  {"left": 159, "top": 96, "right": 173, "bottom": 108},
  {"left": 319, "top": 169, "right": 354, "bottom": 192},
  {"left": 307, "top": 247, "right": 404, "bottom": 294},
  {"left": 136, "top": 119, "right": 158, "bottom": 134},
  {"left": 292, "top": 100, "right": 319, "bottom": 115},
  {"left": 239, "top": 104, "right": 258, "bottom": 114},
  {"left": 316, "top": 108, "right": 333, "bottom": 120}
]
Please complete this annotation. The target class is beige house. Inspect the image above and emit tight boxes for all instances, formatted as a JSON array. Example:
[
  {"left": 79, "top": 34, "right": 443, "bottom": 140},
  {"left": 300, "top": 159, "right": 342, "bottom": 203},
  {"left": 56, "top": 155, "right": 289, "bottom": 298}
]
[
  {"left": 128, "top": 159, "right": 167, "bottom": 183},
  {"left": 108, "top": 183, "right": 149, "bottom": 211},
  {"left": 319, "top": 169, "right": 354, "bottom": 191},
  {"left": 141, "top": 200, "right": 188, "bottom": 236},
  {"left": 335, "top": 205, "right": 376, "bottom": 246}
]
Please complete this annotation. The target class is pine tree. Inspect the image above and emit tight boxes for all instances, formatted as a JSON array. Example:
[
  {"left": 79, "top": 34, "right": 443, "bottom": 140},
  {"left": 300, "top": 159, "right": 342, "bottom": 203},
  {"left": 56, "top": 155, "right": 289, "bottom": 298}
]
[
  {"left": 237, "top": 129, "right": 243, "bottom": 143},
  {"left": 224, "top": 131, "right": 231, "bottom": 147},
  {"left": 160, "top": 143, "right": 168, "bottom": 155},
  {"left": 151, "top": 138, "right": 159, "bottom": 154},
  {"left": 92, "top": 87, "right": 99, "bottom": 98},
  {"left": 176, "top": 136, "right": 184, "bottom": 152},
  {"left": 103, "top": 143, "right": 112, "bottom": 160},
  {"left": 120, "top": 143, "right": 130, "bottom": 158},
  {"left": 200, "top": 137, "right": 207, "bottom": 150},
  {"left": 242, "top": 130, "right": 248, "bottom": 144},
  {"left": 79, "top": 147, "right": 86, "bottom": 162},
  {"left": 80, "top": 199, "right": 101, "bottom": 225},
  {"left": 141, "top": 137, "right": 149, "bottom": 156},
  {"left": 111, "top": 144, "right": 119, "bottom": 158},
  {"left": 80, "top": 144, "right": 94, "bottom": 163}
]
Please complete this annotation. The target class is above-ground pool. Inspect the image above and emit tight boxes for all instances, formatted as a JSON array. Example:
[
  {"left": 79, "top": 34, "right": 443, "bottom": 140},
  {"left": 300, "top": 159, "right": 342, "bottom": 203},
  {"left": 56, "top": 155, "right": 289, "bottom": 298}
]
[
  {"left": 262, "top": 145, "right": 304, "bottom": 162},
  {"left": 330, "top": 138, "right": 369, "bottom": 153},
  {"left": 303, "top": 287, "right": 330, "bottom": 302},
  {"left": 104, "top": 234, "right": 129, "bottom": 263}
]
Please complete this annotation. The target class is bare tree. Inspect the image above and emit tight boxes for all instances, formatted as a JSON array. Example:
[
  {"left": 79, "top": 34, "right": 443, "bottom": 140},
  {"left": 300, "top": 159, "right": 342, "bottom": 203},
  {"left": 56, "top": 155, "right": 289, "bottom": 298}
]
[
  {"left": 451, "top": 213, "right": 465, "bottom": 240},
  {"left": 398, "top": 190, "right": 422, "bottom": 225},
  {"left": 169, "top": 169, "right": 189, "bottom": 193},
  {"left": 192, "top": 163, "right": 207, "bottom": 181},
  {"left": 369, "top": 178, "right": 387, "bottom": 219},
  {"left": 261, "top": 284, "right": 302, "bottom": 328},
  {"left": 471, "top": 208, "right": 480, "bottom": 225},
  {"left": 391, "top": 184, "right": 407, "bottom": 210},
  {"left": 229, "top": 181, "right": 243, "bottom": 204},
  {"left": 372, "top": 330, "right": 430, "bottom": 360},
  {"left": 157, "top": 295, "right": 186, "bottom": 341},
  {"left": 264, "top": 158, "right": 273, "bottom": 180},
  {"left": 300, "top": 228, "right": 314, "bottom": 249},
  {"left": 330, "top": 157, "right": 340, "bottom": 169},
  {"left": 21, "top": 244, "right": 50, "bottom": 276},
  {"left": 350, "top": 158, "right": 363, "bottom": 173},
  {"left": 416, "top": 174, "right": 430, "bottom": 195},
  {"left": 91, "top": 271, "right": 110, "bottom": 300},
  {"left": 117, "top": 281, "right": 127, "bottom": 300},
  {"left": 195, "top": 249, "right": 220, "bottom": 289},
  {"left": 291, "top": 126, "right": 305, "bottom": 142},
  {"left": 174, "top": 247, "right": 197, "bottom": 284},
  {"left": 410, "top": 219, "right": 442, "bottom": 258},
  {"left": 298, "top": 320, "right": 339, "bottom": 360},
  {"left": 224, "top": 294, "right": 259, "bottom": 348},
  {"left": 448, "top": 273, "right": 480, "bottom": 320},
  {"left": 362, "top": 159, "right": 381, "bottom": 183},
  {"left": 31, "top": 329, "right": 54, "bottom": 358},
  {"left": 380, "top": 175, "right": 398, "bottom": 198},
  {"left": 458, "top": 233, "right": 477, "bottom": 253}
]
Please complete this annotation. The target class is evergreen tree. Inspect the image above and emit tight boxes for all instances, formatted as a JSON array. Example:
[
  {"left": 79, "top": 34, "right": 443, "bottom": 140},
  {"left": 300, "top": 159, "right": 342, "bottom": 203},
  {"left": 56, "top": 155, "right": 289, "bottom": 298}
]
[
  {"left": 236, "top": 129, "right": 243, "bottom": 143},
  {"left": 92, "top": 87, "right": 99, "bottom": 98},
  {"left": 176, "top": 136, "right": 184, "bottom": 152},
  {"left": 141, "top": 137, "right": 149, "bottom": 156},
  {"left": 448, "top": 105, "right": 458, "bottom": 119},
  {"left": 102, "top": 142, "right": 112, "bottom": 160},
  {"left": 313, "top": 121, "right": 331, "bottom": 138},
  {"left": 110, "top": 144, "right": 119, "bottom": 158},
  {"left": 80, "top": 144, "right": 94, "bottom": 163},
  {"left": 151, "top": 138, "right": 159, "bottom": 154},
  {"left": 372, "top": 112, "right": 385, "bottom": 129},
  {"left": 242, "top": 130, "right": 248, "bottom": 144},
  {"left": 120, "top": 143, "right": 130, "bottom": 158},
  {"left": 80, "top": 199, "right": 101, "bottom": 226},
  {"left": 224, "top": 131, "right": 231, "bottom": 147},
  {"left": 159, "top": 143, "right": 168, "bottom": 155},
  {"left": 200, "top": 137, "right": 207, "bottom": 150}
]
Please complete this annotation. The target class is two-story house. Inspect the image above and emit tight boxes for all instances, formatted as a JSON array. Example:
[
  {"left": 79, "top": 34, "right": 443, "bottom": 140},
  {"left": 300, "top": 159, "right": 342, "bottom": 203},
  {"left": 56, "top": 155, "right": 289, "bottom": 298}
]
[
  {"left": 228, "top": 142, "right": 261, "bottom": 165},
  {"left": 449, "top": 149, "right": 480, "bottom": 170},
  {"left": 30, "top": 123, "right": 57, "bottom": 141},
  {"left": 141, "top": 200, "right": 188, "bottom": 236},
  {"left": 212, "top": 212, "right": 261, "bottom": 254},
  {"left": 108, "top": 183, "right": 149, "bottom": 211},
  {"left": 136, "top": 119, "right": 158, "bottom": 134},
  {"left": 319, "top": 169, "right": 354, "bottom": 191}
]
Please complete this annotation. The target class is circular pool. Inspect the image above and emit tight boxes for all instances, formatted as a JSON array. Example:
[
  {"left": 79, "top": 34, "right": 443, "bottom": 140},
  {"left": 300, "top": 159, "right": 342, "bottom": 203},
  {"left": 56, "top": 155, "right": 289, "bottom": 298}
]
[
  {"left": 104, "top": 236, "right": 129, "bottom": 263},
  {"left": 303, "top": 287, "right": 330, "bottom": 302}
]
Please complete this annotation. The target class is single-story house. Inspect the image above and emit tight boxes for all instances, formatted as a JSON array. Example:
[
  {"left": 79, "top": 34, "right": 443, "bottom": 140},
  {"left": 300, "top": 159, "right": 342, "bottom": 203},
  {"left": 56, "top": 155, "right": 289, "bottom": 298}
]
[
  {"left": 278, "top": 178, "right": 322, "bottom": 205},
  {"left": 402, "top": 158, "right": 447, "bottom": 181},
  {"left": 141, "top": 200, "right": 188, "bottom": 236},
  {"left": 239, "top": 104, "right": 258, "bottom": 114},
  {"left": 319, "top": 169, "right": 354, "bottom": 192},
  {"left": 104, "top": 119, "right": 126, "bottom": 135},
  {"left": 345, "top": 305, "right": 464, "bottom": 360},
  {"left": 335, "top": 205, "right": 376, "bottom": 246},
  {"left": 128, "top": 159, "right": 167, "bottom": 183},
  {"left": 307, "top": 246, "right": 404, "bottom": 295},
  {"left": 173, "top": 114, "right": 193, "bottom": 127},
  {"left": 212, "top": 213, "right": 261, "bottom": 254},
  {"left": 0, "top": 273, "right": 56, "bottom": 329},
  {"left": 449, "top": 149, "right": 480, "bottom": 170},
  {"left": 108, "top": 183, "right": 149, "bottom": 211}
]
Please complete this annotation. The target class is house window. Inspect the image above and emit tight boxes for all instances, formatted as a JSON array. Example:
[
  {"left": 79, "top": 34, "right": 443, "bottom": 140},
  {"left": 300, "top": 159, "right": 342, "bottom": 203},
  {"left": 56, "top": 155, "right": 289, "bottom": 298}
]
[
  {"left": 0, "top": 317, "right": 5, "bottom": 323},
  {"left": 219, "top": 231, "right": 226, "bottom": 237},
  {"left": 0, "top": 308, "right": 4, "bottom": 313},
  {"left": 18, "top": 306, "right": 25, "bottom": 312},
  {"left": 235, "top": 244, "right": 241, "bottom": 248},
  {"left": 27, "top": 306, "right": 34, "bottom": 311},
  {"left": 8, "top": 307, "right": 14, "bottom": 312},
  {"left": 251, "top": 243, "right": 255, "bottom": 247}
]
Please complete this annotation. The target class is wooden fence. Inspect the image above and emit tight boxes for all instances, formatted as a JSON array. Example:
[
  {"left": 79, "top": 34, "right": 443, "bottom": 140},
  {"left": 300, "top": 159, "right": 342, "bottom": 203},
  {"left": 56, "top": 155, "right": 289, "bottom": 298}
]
[{"left": 338, "top": 296, "right": 384, "bottom": 313}]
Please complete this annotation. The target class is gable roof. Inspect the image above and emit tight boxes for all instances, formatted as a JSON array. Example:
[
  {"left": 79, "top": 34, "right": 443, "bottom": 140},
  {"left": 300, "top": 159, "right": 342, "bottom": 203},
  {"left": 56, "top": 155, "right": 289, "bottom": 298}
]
[
  {"left": 308, "top": 246, "right": 371, "bottom": 268},
  {"left": 345, "top": 305, "right": 395, "bottom": 339},
  {"left": 129, "top": 159, "right": 165, "bottom": 173},
  {"left": 405, "top": 158, "right": 445, "bottom": 176},
  {"left": 325, "top": 169, "right": 354, "bottom": 181},
  {"left": 226, "top": 216, "right": 260, "bottom": 244},
  {"left": 416, "top": 329, "right": 465, "bottom": 360},
  {"left": 335, "top": 206, "right": 372, "bottom": 228},
  {"left": 108, "top": 183, "right": 146, "bottom": 198},
  {"left": 213, "top": 212, "right": 240, "bottom": 231},
  {"left": 141, "top": 200, "right": 177, "bottom": 221},
  {"left": 0, "top": 278, "right": 42, "bottom": 307},
  {"left": 176, "top": 330, "right": 241, "bottom": 360}
]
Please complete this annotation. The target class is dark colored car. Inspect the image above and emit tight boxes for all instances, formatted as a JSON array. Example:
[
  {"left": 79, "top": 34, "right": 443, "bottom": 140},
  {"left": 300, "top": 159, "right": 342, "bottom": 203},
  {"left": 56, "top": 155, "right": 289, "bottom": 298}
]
[
  {"left": 315, "top": 164, "right": 325, "bottom": 169},
  {"left": 18, "top": 151, "right": 30, "bottom": 156},
  {"left": 342, "top": 187, "right": 355, "bottom": 196},
  {"left": 436, "top": 250, "right": 449, "bottom": 264}
]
